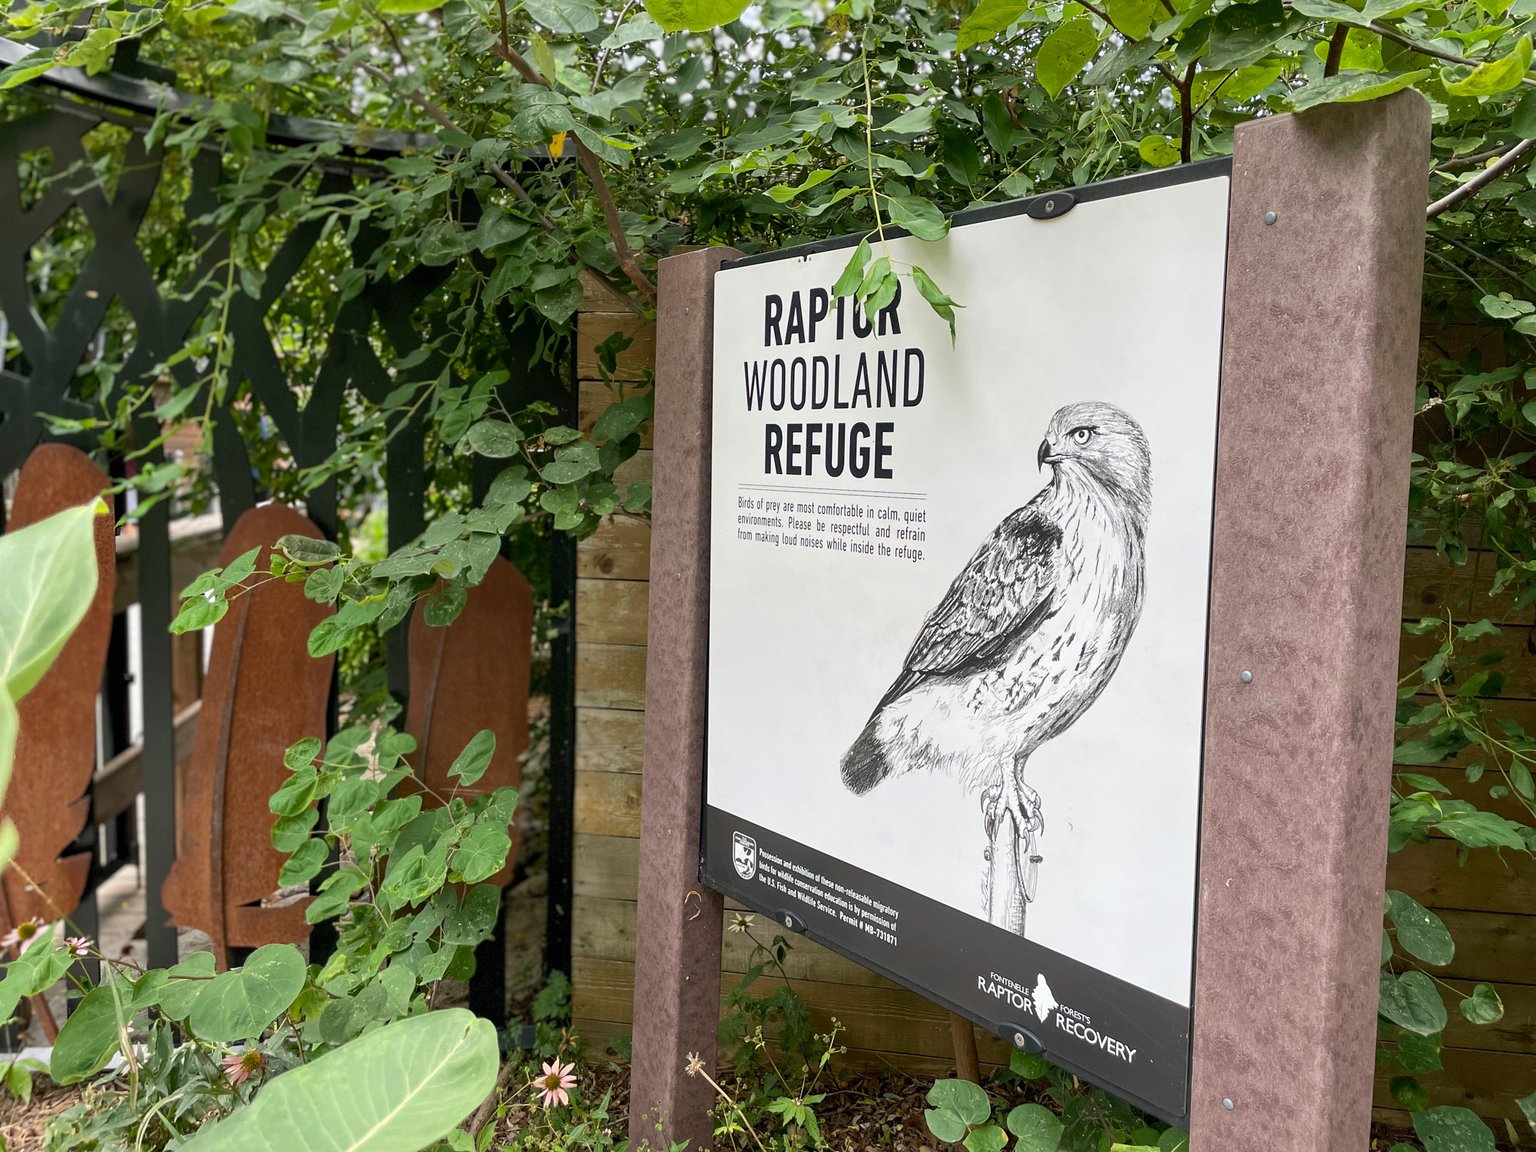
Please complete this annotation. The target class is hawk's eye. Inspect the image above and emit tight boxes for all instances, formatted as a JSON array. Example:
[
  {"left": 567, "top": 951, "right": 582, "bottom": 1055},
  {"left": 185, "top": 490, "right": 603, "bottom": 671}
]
[{"left": 1069, "top": 426, "right": 1095, "bottom": 446}]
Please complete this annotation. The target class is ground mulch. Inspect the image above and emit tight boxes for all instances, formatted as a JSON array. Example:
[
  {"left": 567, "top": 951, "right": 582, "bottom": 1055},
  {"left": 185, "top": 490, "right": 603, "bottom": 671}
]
[
  {"left": 0, "top": 1074, "right": 78, "bottom": 1151},
  {"left": 0, "top": 1057, "right": 1477, "bottom": 1151}
]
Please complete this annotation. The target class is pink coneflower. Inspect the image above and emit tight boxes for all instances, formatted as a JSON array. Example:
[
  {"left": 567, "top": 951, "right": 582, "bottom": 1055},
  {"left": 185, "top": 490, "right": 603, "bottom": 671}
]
[
  {"left": 534, "top": 1059, "right": 577, "bottom": 1107},
  {"left": 1, "top": 918, "right": 47, "bottom": 952},
  {"left": 64, "top": 936, "right": 92, "bottom": 959},
  {"left": 221, "top": 1050, "right": 267, "bottom": 1085}
]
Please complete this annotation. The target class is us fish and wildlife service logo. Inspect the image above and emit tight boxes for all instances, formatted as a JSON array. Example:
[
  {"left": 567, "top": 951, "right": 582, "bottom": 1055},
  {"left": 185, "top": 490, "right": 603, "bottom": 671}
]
[{"left": 732, "top": 833, "right": 758, "bottom": 880}]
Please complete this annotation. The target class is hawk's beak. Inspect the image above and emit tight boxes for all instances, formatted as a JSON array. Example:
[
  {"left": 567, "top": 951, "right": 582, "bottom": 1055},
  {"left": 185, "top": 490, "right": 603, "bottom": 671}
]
[{"left": 1037, "top": 438, "right": 1060, "bottom": 470}]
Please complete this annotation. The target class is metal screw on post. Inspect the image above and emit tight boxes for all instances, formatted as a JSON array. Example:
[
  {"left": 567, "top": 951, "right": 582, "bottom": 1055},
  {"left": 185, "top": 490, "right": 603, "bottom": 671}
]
[
  {"left": 1264, "top": 211, "right": 1278, "bottom": 225},
  {"left": 1239, "top": 670, "right": 1253, "bottom": 684},
  {"left": 1223, "top": 1098, "right": 1236, "bottom": 1111}
]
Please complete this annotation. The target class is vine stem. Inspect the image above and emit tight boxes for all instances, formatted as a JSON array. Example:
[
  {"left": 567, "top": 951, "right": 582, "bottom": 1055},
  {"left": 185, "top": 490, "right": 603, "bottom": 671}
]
[
  {"left": 1427, "top": 138, "right": 1536, "bottom": 219},
  {"left": 860, "top": 44, "right": 888, "bottom": 259}
]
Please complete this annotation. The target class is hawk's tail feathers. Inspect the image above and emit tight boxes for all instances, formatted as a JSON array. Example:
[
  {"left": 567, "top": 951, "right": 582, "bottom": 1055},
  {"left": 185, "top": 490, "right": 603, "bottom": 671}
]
[{"left": 841, "top": 720, "right": 892, "bottom": 795}]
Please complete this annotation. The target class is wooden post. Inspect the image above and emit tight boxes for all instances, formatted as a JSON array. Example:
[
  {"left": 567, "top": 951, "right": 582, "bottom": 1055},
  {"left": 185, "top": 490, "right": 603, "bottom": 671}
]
[
  {"left": 630, "top": 246, "right": 740, "bottom": 1152},
  {"left": 1189, "top": 92, "right": 1428, "bottom": 1150}
]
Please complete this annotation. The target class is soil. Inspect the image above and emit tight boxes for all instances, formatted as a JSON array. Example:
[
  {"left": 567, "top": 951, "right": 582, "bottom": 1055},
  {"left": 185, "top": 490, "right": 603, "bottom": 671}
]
[
  {"left": 0, "top": 1060, "right": 1470, "bottom": 1151},
  {"left": 0, "top": 1075, "right": 79, "bottom": 1151}
]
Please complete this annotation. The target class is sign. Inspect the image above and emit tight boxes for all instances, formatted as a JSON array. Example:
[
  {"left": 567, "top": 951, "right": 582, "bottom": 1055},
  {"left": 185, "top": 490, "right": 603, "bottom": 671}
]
[{"left": 700, "top": 162, "right": 1231, "bottom": 1122}]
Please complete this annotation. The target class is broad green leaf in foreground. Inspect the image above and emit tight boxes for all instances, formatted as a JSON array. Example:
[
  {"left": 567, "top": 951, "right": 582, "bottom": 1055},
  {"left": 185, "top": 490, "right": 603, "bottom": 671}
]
[
  {"left": 184, "top": 1009, "right": 499, "bottom": 1152},
  {"left": 0, "top": 501, "right": 102, "bottom": 701}
]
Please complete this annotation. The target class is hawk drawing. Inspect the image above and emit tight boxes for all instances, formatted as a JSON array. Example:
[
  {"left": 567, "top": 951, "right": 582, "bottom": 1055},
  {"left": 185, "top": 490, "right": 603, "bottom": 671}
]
[{"left": 840, "top": 401, "right": 1151, "bottom": 935}]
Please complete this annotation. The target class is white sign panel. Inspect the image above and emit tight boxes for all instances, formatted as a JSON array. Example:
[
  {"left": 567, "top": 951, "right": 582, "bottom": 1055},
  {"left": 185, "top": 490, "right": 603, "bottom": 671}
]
[{"left": 701, "top": 164, "right": 1230, "bottom": 1120}]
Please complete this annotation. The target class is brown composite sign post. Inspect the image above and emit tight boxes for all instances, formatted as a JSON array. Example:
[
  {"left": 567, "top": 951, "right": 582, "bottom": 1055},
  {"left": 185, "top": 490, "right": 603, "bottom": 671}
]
[{"left": 630, "top": 92, "right": 1428, "bottom": 1152}]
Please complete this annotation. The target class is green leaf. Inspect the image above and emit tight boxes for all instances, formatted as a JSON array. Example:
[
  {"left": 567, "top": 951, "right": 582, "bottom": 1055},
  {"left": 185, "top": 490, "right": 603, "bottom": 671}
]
[
  {"left": 156, "top": 952, "right": 218, "bottom": 1020},
  {"left": 1395, "top": 1030, "right": 1443, "bottom": 1074},
  {"left": 1138, "top": 135, "right": 1180, "bottom": 167},
  {"left": 0, "top": 502, "right": 102, "bottom": 701},
  {"left": 1412, "top": 1106, "right": 1497, "bottom": 1152},
  {"left": 1514, "top": 89, "right": 1536, "bottom": 138},
  {"left": 443, "top": 884, "right": 502, "bottom": 945},
  {"left": 279, "top": 837, "right": 329, "bottom": 886},
  {"left": 1106, "top": 0, "right": 1159, "bottom": 38},
  {"left": 1006, "top": 1103, "right": 1065, "bottom": 1152},
  {"left": 833, "top": 240, "right": 871, "bottom": 298},
  {"left": 278, "top": 536, "right": 342, "bottom": 567},
  {"left": 1035, "top": 18, "right": 1099, "bottom": 98},
  {"left": 378, "top": 0, "right": 439, "bottom": 12},
  {"left": 449, "top": 729, "right": 496, "bottom": 787},
  {"left": 465, "top": 420, "right": 523, "bottom": 458},
  {"left": 1291, "top": 70, "right": 1431, "bottom": 112},
  {"left": 1459, "top": 982, "right": 1504, "bottom": 1025},
  {"left": 886, "top": 193, "right": 948, "bottom": 241},
  {"left": 963, "top": 1125, "right": 1007, "bottom": 1152},
  {"left": 1379, "top": 970, "right": 1449, "bottom": 1035},
  {"left": 1385, "top": 890, "right": 1455, "bottom": 965},
  {"left": 188, "top": 944, "right": 306, "bottom": 1041},
  {"left": 50, "top": 981, "right": 132, "bottom": 1085},
  {"left": 911, "top": 266, "right": 961, "bottom": 341},
  {"left": 1435, "top": 809, "right": 1527, "bottom": 849},
  {"left": 1443, "top": 35, "right": 1532, "bottom": 97},
  {"left": 1009, "top": 1049, "right": 1050, "bottom": 1078},
  {"left": 524, "top": 0, "right": 600, "bottom": 32},
  {"left": 1517, "top": 1089, "right": 1536, "bottom": 1133},
  {"left": 958, "top": 0, "right": 1028, "bottom": 51},
  {"left": 1391, "top": 1075, "right": 1430, "bottom": 1112},
  {"left": 642, "top": 0, "right": 749, "bottom": 32},
  {"left": 925, "top": 1079, "right": 991, "bottom": 1127},
  {"left": 1479, "top": 292, "right": 1535, "bottom": 319},
  {"left": 424, "top": 583, "right": 467, "bottom": 628},
  {"left": 182, "top": 1009, "right": 498, "bottom": 1152},
  {"left": 453, "top": 824, "right": 512, "bottom": 884},
  {"left": 0, "top": 941, "right": 74, "bottom": 1024},
  {"left": 1157, "top": 1132, "right": 1190, "bottom": 1152}
]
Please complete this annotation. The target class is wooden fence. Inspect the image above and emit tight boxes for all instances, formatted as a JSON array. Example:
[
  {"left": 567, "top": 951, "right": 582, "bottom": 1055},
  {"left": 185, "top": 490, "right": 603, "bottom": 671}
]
[{"left": 569, "top": 292, "right": 1536, "bottom": 1126}]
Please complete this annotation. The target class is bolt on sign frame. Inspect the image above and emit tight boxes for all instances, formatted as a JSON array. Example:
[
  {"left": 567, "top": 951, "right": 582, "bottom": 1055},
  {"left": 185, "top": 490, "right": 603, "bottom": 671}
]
[{"left": 630, "top": 91, "right": 1428, "bottom": 1152}]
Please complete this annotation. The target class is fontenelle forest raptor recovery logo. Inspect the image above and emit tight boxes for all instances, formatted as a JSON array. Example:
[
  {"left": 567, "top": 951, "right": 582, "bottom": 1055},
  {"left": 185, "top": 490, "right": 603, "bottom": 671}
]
[{"left": 977, "top": 971, "right": 1140, "bottom": 1065}]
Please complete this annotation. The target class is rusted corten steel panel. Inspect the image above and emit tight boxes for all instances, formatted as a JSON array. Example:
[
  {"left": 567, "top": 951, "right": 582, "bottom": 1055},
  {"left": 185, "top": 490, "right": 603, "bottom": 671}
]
[
  {"left": 3, "top": 445, "right": 113, "bottom": 933},
  {"left": 162, "top": 504, "right": 335, "bottom": 967},
  {"left": 1188, "top": 92, "right": 1429, "bottom": 1151},
  {"left": 404, "top": 557, "right": 533, "bottom": 887}
]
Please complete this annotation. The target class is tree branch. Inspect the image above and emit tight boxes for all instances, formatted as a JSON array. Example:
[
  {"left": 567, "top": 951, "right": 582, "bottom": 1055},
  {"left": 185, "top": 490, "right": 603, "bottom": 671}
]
[
  {"left": 1323, "top": 24, "right": 1348, "bottom": 76},
  {"left": 1074, "top": 0, "right": 1180, "bottom": 85},
  {"left": 1360, "top": 17, "right": 1536, "bottom": 88},
  {"left": 492, "top": 38, "right": 657, "bottom": 303},
  {"left": 1179, "top": 62, "right": 1196, "bottom": 164},
  {"left": 1426, "top": 138, "right": 1536, "bottom": 219}
]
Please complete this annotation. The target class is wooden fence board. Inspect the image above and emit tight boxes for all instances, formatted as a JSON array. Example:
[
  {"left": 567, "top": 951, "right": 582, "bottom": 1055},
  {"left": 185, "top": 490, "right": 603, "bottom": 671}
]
[
  {"left": 1387, "top": 837, "right": 1536, "bottom": 915},
  {"left": 574, "top": 955, "right": 1008, "bottom": 1064},
  {"left": 576, "top": 643, "right": 647, "bottom": 711},
  {"left": 1401, "top": 547, "right": 1533, "bottom": 626},
  {"left": 1400, "top": 626, "right": 1536, "bottom": 699},
  {"left": 578, "top": 578, "right": 649, "bottom": 647},
  {"left": 578, "top": 516, "right": 652, "bottom": 581},
  {"left": 1373, "top": 1046, "right": 1536, "bottom": 1123},
  {"left": 578, "top": 314, "right": 656, "bottom": 382},
  {"left": 575, "top": 771, "right": 643, "bottom": 839},
  {"left": 575, "top": 711, "right": 646, "bottom": 775}
]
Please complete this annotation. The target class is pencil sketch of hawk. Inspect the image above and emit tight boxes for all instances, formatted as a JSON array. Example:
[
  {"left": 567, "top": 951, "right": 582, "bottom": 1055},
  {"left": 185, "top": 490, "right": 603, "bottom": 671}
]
[{"left": 840, "top": 401, "right": 1151, "bottom": 935}]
